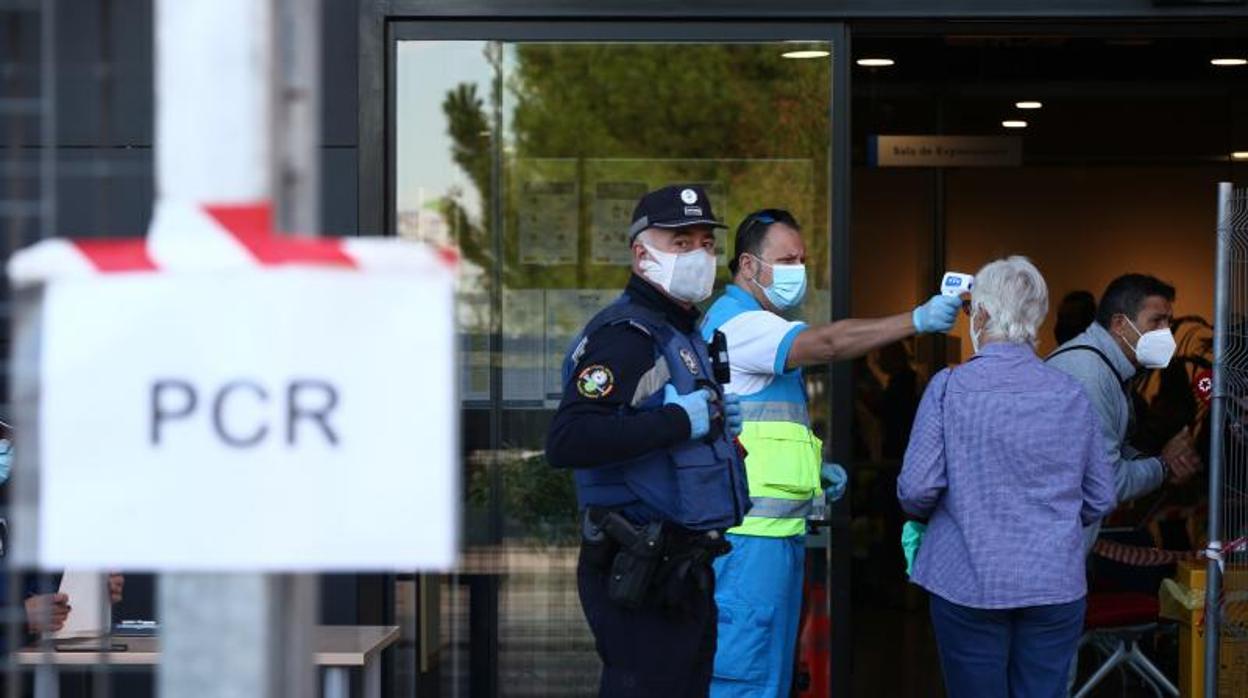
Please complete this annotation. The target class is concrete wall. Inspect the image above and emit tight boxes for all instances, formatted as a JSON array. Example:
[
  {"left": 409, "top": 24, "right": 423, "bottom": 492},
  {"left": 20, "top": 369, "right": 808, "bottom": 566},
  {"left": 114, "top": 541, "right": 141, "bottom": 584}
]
[{"left": 12, "top": 0, "right": 359, "bottom": 242}]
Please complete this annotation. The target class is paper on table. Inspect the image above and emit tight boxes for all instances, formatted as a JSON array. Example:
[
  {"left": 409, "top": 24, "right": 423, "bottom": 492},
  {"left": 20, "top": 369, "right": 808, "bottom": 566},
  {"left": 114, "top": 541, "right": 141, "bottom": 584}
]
[{"left": 47, "top": 571, "right": 111, "bottom": 640}]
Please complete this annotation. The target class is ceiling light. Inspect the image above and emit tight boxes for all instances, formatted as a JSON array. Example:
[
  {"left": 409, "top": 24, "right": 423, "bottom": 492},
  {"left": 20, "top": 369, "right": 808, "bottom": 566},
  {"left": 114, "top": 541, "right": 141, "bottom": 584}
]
[
  {"left": 1233, "top": 152, "right": 1248, "bottom": 160},
  {"left": 1211, "top": 58, "right": 1248, "bottom": 66},
  {"left": 782, "top": 50, "right": 830, "bottom": 59},
  {"left": 856, "top": 58, "right": 895, "bottom": 67},
  {"left": 1015, "top": 101, "right": 1043, "bottom": 110},
  {"left": 1002, "top": 120, "right": 1028, "bottom": 129}
]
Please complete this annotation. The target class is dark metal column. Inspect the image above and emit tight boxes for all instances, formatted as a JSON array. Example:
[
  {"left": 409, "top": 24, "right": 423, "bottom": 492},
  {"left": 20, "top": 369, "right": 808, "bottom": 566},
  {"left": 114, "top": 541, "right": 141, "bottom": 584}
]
[
  {"left": 926, "top": 93, "right": 948, "bottom": 372},
  {"left": 470, "top": 38, "right": 505, "bottom": 698},
  {"left": 829, "top": 23, "right": 853, "bottom": 698}
]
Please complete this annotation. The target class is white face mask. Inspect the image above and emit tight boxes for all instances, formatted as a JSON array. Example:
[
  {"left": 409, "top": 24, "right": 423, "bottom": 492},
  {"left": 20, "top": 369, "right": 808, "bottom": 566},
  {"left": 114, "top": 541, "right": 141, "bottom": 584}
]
[
  {"left": 639, "top": 243, "right": 717, "bottom": 303},
  {"left": 1121, "top": 317, "right": 1177, "bottom": 369}
]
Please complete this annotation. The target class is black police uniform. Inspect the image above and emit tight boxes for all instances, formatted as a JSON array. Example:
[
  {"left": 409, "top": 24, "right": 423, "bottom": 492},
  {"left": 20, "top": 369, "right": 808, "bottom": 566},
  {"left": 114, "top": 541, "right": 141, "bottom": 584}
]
[
  {"left": 546, "top": 185, "right": 747, "bottom": 698},
  {"left": 547, "top": 275, "right": 717, "bottom": 698},
  {"left": 547, "top": 274, "right": 696, "bottom": 472}
]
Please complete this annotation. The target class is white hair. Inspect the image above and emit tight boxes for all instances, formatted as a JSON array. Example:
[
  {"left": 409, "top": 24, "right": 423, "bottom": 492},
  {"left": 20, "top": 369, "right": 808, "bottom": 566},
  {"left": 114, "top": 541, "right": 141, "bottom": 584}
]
[{"left": 971, "top": 255, "right": 1049, "bottom": 346}]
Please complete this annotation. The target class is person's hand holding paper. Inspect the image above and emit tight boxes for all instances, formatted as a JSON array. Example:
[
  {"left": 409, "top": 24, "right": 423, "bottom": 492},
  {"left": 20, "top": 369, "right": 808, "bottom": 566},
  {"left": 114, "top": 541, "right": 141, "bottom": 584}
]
[
  {"left": 24, "top": 593, "right": 70, "bottom": 634},
  {"left": 46, "top": 572, "right": 113, "bottom": 640}
]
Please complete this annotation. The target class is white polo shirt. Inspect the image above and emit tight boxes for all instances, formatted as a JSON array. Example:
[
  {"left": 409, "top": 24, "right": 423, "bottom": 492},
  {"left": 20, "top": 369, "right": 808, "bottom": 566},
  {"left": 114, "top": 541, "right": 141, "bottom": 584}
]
[{"left": 701, "top": 285, "right": 807, "bottom": 397}]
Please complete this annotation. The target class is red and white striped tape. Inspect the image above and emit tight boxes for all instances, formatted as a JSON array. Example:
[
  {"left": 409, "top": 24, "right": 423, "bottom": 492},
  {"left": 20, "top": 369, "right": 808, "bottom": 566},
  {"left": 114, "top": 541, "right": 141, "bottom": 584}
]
[{"left": 8, "top": 201, "right": 459, "bottom": 287}]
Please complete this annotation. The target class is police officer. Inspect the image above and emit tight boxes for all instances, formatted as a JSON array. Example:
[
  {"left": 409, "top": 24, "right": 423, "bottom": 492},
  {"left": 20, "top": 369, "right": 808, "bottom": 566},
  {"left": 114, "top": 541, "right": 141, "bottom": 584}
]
[
  {"left": 701, "top": 209, "right": 961, "bottom": 698},
  {"left": 547, "top": 184, "right": 749, "bottom": 698}
]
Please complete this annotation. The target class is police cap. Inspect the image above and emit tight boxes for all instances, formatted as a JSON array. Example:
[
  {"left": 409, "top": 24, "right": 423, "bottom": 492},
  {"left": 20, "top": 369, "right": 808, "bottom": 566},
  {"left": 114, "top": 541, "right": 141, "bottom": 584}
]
[{"left": 628, "top": 184, "right": 728, "bottom": 243}]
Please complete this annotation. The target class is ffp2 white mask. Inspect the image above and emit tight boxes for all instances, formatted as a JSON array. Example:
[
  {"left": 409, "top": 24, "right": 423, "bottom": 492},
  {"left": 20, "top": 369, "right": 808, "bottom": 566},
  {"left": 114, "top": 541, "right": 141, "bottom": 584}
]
[{"left": 639, "top": 244, "right": 717, "bottom": 303}]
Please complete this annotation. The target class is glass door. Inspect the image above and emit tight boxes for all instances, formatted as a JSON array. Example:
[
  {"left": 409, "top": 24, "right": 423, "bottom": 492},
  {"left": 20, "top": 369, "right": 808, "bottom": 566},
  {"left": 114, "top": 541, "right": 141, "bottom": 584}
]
[{"left": 387, "top": 27, "right": 844, "bottom": 697}]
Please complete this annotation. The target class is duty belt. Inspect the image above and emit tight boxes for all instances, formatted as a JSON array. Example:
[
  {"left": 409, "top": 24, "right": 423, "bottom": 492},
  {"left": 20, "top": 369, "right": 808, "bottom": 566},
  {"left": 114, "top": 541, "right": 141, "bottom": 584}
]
[{"left": 581, "top": 507, "right": 731, "bottom": 610}]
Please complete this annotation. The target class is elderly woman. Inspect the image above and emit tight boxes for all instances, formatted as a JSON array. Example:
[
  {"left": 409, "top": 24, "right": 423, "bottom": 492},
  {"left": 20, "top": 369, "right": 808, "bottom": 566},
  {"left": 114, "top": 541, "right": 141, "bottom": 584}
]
[{"left": 897, "top": 256, "right": 1116, "bottom": 698}]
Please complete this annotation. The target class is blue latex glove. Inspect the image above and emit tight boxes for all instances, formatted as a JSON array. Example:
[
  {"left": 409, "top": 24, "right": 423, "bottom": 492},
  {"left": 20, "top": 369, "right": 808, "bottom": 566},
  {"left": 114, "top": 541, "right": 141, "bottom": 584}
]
[
  {"left": 664, "top": 384, "right": 714, "bottom": 440},
  {"left": 723, "top": 393, "right": 743, "bottom": 439},
  {"left": 912, "top": 294, "right": 962, "bottom": 334},
  {"left": 821, "top": 462, "right": 847, "bottom": 502}
]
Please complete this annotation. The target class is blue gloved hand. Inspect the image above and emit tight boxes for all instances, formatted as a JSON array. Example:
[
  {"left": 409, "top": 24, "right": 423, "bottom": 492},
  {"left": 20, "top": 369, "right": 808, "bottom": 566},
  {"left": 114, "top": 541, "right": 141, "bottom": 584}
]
[
  {"left": 821, "top": 462, "right": 847, "bottom": 502},
  {"left": 664, "top": 384, "right": 715, "bottom": 440},
  {"left": 912, "top": 294, "right": 962, "bottom": 334},
  {"left": 723, "top": 392, "right": 743, "bottom": 439}
]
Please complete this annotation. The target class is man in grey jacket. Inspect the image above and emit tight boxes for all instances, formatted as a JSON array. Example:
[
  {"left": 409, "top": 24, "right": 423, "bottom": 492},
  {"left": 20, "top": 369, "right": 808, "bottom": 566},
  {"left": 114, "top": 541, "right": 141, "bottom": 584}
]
[{"left": 1047, "top": 273, "right": 1201, "bottom": 546}]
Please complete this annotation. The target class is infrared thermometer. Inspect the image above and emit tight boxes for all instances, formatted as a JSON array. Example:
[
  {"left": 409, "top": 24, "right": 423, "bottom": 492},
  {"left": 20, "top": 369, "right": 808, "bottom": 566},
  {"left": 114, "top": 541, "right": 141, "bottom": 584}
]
[{"left": 941, "top": 272, "right": 974, "bottom": 297}]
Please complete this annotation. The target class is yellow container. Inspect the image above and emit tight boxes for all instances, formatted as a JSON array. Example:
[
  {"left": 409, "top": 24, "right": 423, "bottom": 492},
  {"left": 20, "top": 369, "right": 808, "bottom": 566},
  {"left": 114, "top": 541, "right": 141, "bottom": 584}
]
[{"left": 1162, "top": 561, "right": 1248, "bottom": 698}]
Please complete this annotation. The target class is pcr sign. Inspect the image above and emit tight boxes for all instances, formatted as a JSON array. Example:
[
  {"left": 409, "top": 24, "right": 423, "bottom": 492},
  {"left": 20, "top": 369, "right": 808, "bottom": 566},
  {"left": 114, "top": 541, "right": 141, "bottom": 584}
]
[{"left": 8, "top": 217, "right": 460, "bottom": 571}]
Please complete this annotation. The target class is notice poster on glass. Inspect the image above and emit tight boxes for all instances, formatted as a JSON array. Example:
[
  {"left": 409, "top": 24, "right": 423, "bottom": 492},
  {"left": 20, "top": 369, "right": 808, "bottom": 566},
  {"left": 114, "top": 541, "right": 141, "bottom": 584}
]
[
  {"left": 544, "top": 289, "right": 618, "bottom": 402},
  {"left": 584, "top": 162, "right": 729, "bottom": 263},
  {"left": 458, "top": 290, "right": 492, "bottom": 404},
  {"left": 591, "top": 181, "right": 647, "bottom": 265},
  {"left": 690, "top": 181, "right": 729, "bottom": 265},
  {"left": 515, "top": 161, "right": 579, "bottom": 265},
  {"left": 502, "top": 289, "right": 546, "bottom": 404},
  {"left": 460, "top": 334, "right": 491, "bottom": 404}
]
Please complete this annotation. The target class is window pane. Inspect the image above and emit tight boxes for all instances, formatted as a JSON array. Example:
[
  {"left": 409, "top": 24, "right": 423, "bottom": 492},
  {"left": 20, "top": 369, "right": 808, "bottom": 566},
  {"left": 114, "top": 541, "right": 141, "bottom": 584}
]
[{"left": 396, "top": 38, "right": 834, "bottom": 696}]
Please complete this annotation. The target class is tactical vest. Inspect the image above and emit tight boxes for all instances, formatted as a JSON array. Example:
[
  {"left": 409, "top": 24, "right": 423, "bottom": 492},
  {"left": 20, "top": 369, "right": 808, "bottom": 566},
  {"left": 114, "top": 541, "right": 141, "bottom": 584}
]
[
  {"left": 702, "top": 286, "right": 823, "bottom": 538},
  {"left": 562, "top": 294, "right": 750, "bottom": 532}
]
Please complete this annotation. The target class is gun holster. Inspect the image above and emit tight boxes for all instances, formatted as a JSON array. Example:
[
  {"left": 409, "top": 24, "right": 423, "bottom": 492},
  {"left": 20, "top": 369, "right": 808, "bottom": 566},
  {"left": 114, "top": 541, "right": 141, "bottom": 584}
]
[
  {"left": 586, "top": 508, "right": 665, "bottom": 609},
  {"left": 580, "top": 509, "right": 616, "bottom": 569}
]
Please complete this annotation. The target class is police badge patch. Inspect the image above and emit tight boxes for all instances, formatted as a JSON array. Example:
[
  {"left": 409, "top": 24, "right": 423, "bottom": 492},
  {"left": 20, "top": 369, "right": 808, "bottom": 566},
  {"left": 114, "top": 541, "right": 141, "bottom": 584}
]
[
  {"left": 679, "top": 348, "right": 700, "bottom": 375},
  {"left": 577, "top": 365, "right": 615, "bottom": 399}
]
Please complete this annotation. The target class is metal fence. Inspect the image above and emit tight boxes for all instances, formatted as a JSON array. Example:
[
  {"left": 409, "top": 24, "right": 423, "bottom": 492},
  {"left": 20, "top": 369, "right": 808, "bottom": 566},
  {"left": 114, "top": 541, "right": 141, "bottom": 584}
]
[
  {"left": 1207, "top": 182, "right": 1248, "bottom": 695},
  {"left": 1, "top": 1, "right": 63, "bottom": 695}
]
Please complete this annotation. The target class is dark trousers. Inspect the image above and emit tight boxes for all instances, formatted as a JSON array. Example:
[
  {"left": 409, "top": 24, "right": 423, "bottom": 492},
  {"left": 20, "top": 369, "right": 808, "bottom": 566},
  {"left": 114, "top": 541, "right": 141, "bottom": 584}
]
[
  {"left": 929, "top": 593, "right": 1086, "bottom": 698},
  {"left": 577, "top": 544, "right": 718, "bottom": 698}
]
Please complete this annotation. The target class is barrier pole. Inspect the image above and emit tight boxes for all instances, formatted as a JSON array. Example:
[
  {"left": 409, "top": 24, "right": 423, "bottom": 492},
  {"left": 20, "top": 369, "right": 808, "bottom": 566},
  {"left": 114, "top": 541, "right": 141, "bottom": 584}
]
[
  {"left": 155, "top": 1, "right": 320, "bottom": 696},
  {"left": 1204, "top": 181, "right": 1233, "bottom": 697}
]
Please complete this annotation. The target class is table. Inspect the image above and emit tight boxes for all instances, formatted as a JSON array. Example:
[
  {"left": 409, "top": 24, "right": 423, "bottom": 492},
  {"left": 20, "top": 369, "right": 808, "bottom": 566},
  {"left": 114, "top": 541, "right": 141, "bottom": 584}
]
[
  {"left": 16, "top": 624, "right": 400, "bottom": 698},
  {"left": 318, "top": 625, "right": 399, "bottom": 698}
]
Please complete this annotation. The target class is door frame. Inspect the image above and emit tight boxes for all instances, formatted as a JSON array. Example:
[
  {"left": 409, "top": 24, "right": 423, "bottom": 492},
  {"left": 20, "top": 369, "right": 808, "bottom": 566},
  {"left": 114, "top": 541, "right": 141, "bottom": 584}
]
[{"left": 360, "top": 15, "right": 855, "bottom": 698}]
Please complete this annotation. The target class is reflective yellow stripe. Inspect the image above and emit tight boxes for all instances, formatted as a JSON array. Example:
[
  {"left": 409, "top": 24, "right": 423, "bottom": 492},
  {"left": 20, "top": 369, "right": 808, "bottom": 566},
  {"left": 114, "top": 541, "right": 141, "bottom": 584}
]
[
  {"left": 731, "top": 515, "right": 808, "bottom": 537},
  {"left": 748, "top": 496, "right": 817, "bottom": 519},
  {"left": 739, "top": 400, "right": 809, "bottom": 424}
]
